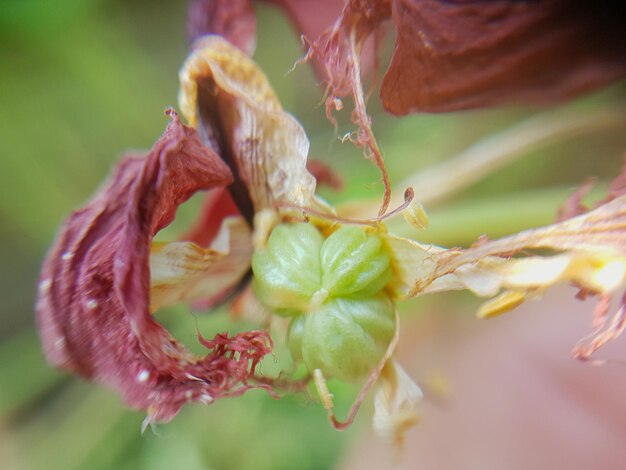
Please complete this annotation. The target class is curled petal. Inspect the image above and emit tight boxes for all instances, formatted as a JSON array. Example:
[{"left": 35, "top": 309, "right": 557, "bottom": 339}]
[
  {"left": 36, "top": 112, "right": 271, "bottom": 423},
  {"left": 373, "top": 361, "right": 422, "bottom": 448},
  {"left": 179, "top": 35, "right": 317, "bottom": 213}
]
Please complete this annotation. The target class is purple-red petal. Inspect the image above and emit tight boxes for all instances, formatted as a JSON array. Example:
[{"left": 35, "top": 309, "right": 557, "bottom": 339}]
[{"left": 36, "top": 111, "right": 271, "bottom": 423}]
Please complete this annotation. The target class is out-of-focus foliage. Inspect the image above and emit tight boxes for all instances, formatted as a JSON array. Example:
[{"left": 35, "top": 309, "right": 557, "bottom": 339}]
[{"left": 0, "top": 1, "right": 624, "bottom": 469}]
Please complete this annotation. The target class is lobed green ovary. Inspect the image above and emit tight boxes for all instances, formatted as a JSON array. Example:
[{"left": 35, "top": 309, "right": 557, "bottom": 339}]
[
  {"left": 252, "top": 223, "right": 324, "bottom": 312},
  {"left": 287, "top": 295, "right": 395, "bottom": 382},
  {"left": 251, "top": 223, "right": 397, "bottom": 382}
]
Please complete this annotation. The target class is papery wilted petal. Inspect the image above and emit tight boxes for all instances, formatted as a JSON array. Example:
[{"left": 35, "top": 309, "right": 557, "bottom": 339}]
[
  {"left": 36, "top": 112, "right": 271, "bottom": 423},
  {"left": 410, "top": 188, "right": 626, "bottom": 358},
  {"left": 373, "top": 361, "right": 422, "bottom": 448},
  {"left": 179, "top": 35, "right": 317, "bottom": 214},
  {"left": 150, "top": 216, "right": 253, "bottom": 311},
  {"left": 434, "top": 195, "right": 626, "bottom": 276},
  {"left": 382, "top": 233, "right": 443, "bottom": 299}
]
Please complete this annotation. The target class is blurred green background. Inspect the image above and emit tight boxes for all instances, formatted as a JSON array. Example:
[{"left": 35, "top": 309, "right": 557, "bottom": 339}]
[{"left": 1, "top": 1, "right": 625, "bottom": 469}]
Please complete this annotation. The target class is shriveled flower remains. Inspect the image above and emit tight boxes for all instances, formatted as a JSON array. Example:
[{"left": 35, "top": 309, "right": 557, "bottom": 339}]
[{"left": 37, "top": 36, "right": 626, "bottom": 444}]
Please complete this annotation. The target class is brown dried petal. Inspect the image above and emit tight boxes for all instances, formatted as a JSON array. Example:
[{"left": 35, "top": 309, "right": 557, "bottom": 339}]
[
  {"left": 187, "top": 0, "right": 257, "bottom": 55},
  {"left": 277, "top": 0, "right": 625, "bottom": 114},
  {"left": 36, "top": 111, "right": 271, "bottom": 423},
  {"left": 381, "top": 0, "right": 626, "bottom": 114}
]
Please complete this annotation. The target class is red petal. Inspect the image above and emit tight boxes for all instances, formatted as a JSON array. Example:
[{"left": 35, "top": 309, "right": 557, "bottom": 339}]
[
  {"left": 36, "top": 110, "right": 271, "bottom": 423},
  {"left": 187, "top": 0, "right": 256, "bottom": 55},
  {"left": 381, "top": 0, "right": 626, "bottom": 114},
  {"left": 181, "top": 187, "right": 241, "bottom": 247},
  {"left": 275, "top": 0, "right": 625, "bottom": 114},
  {"left": 306, "top": 159, "right": 344, "bottom": 191}
]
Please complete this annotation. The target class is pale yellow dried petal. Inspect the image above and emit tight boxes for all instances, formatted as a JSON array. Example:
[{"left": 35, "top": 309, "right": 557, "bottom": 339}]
[
  {"left": 178, "top": 36, "right": 316, "bottom": 211},
  {"left": 149, "top": 216, "right": 252, "bottom": 311},
  {"left": 435, "top": 195, "right": 626, "bottom": 278},
  {"left": 373, "top": 361, "right": 422, "bottom": 449},
  {"left": 382, "top": 233, "right": 443, "bottom": 299},
  {"left": 477, "top": 290, "right": 527, "bottom": 319}
]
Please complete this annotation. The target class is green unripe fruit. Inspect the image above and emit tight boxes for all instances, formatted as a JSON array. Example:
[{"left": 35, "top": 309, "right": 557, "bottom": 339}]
[
  {"left": 252, "top": 222, "right": 397, "bottom": 382},
  {"left": 251, "top": 223, "right": 323, "bottom": 312},
  {"left": 287, "top": 295, "right": 396, "bottom": 383},
  {"left": 320, "top": 226, "right": 392, "bottom": 298},
  {"left": 252, "top": 224, "right": 392, "bottom": 312}
]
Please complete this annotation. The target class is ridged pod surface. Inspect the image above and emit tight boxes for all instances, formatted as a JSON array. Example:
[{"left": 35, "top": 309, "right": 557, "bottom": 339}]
[{"left": 252, "top": 223, "right": 396, "bottom": 382}]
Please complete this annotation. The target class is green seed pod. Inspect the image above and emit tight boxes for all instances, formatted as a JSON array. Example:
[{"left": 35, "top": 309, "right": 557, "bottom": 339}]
[
  {"left": 252, "top": 224, "right": 392, "bottom": 311},
  {"left": 287, "top": 295, "right": 396, "bottom": 383},
  {"left": 253, "top": 222, "right": 397, "bottom": 382},
  {"left": 320, "top": 226, "right": 392, "bottom": 298},
  {"left": 252, "top": 223, "right": 323, "bottom": 312}
]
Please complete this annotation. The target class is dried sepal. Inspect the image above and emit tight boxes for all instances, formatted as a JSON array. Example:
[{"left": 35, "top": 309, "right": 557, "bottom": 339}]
[
  {"left": 179, "top": 35, "right": 317, "bottom": 213},
  {"left": 36, "top": 112, "right": 271, "bottom": 423}
]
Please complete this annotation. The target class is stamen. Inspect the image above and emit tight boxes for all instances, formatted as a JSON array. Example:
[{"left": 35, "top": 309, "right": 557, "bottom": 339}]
[{"left": 276, "top": 187, "right": 415, "bottom": 227}]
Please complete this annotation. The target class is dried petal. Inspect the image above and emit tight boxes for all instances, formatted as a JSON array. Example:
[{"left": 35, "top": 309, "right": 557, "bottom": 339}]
[
  {"left": 302, "top": 0, "right": 393, "bottom": 214},
  {"left": 36, "top": 112, "right": 271, "bottom": 423},
  {"left": 382, "top": 233, "right": 443, "bottom": 299},
  {"left": 180, "top": 186, "right": 241, "bottom": 248},
  {"left": 409, "top": 191, "right": 626, "bottom": 359},
  {"left": 280, "top": 0, "right": 626, "bottom": 115},
  {"left": 179, "top": 35, "right": 317, "bottom": 213},
  {"left": 381, "top": 1, "right": 626, "bottom": 114},
  {"left": 306, "top": 159, "right": 344, "bottom": 191},
  {"left": 187, "top": 0, "right": 256, "bottom": 55},
  {"left": 150, "top": 216, "right": 253, "bottom": 311},
  {"left": 435, "top": 195, "right": 626, "bottom": 276},
  {"left": 373, "top": 361, "right": 422, "bottom": 448}
]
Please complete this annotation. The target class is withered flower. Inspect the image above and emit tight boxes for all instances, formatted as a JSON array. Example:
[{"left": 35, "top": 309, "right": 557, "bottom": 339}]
[{"left": 37, "top": 30, "right": 626, "bottom": 447}]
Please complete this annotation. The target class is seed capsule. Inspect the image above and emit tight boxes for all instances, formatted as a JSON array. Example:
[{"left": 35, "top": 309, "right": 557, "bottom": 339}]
[
  {"left": 320, "top": 226, "right": 392, "bottom": 298},
  {"left": 287, "top": 295, "right": 396, "bottom": 383},
  {"left": 252, "top": 222, "right": 397, "bottom": 382},
  {"left": 252, "top": 223, "right": 323, "bottom": 312}
]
